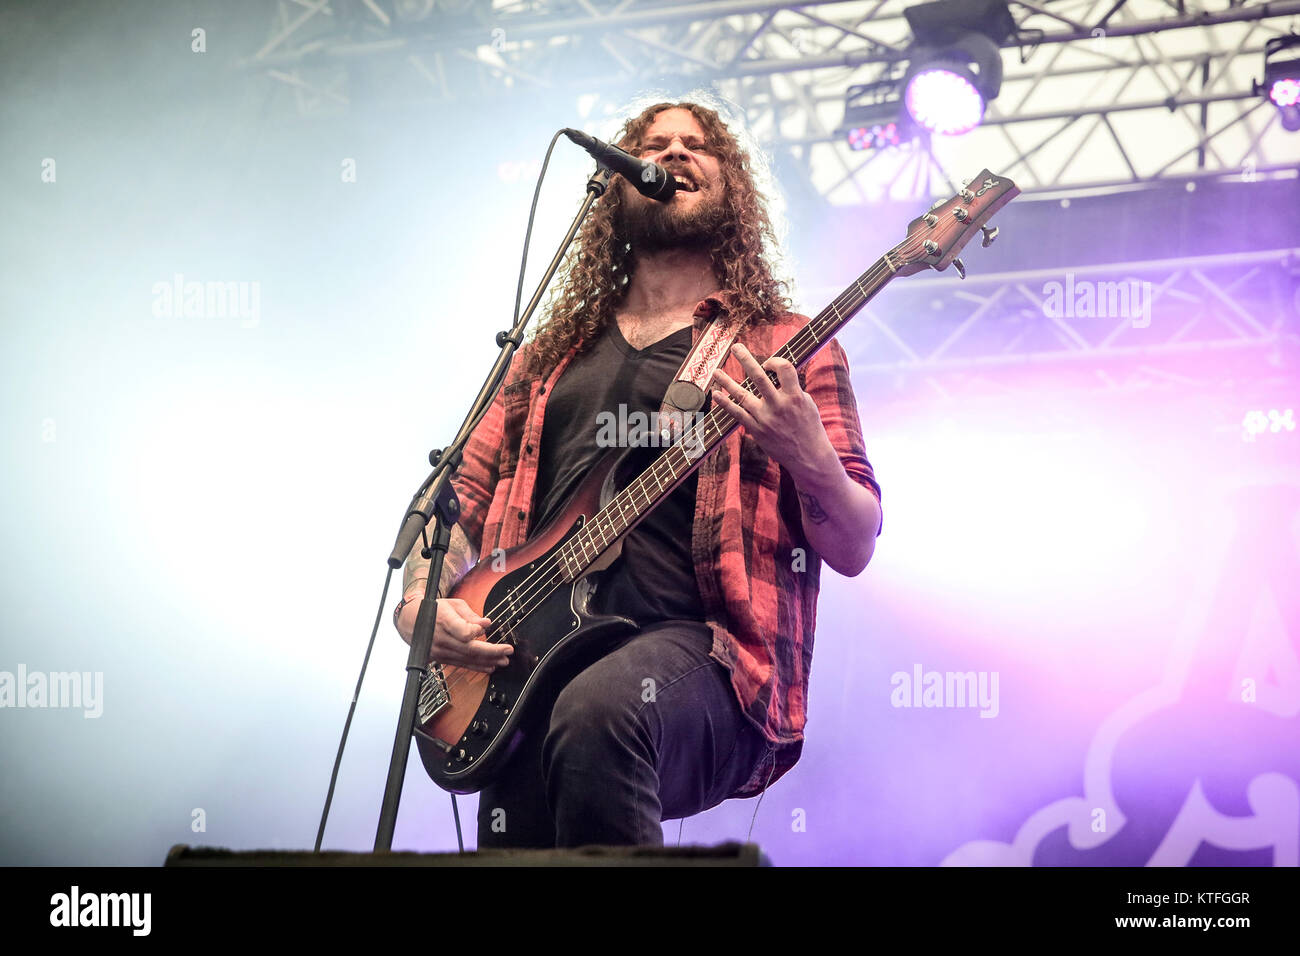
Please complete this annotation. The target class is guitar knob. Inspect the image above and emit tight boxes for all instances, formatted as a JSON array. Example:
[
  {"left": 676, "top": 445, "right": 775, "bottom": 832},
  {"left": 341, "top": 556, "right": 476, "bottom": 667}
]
[
  {"left": 980, "top": 225, "right": 999, "bottom": 247},
  {"left": 470, "top": 719, "right": 489, "bottom": 736},
  {"left": 453, "top": 747, "right": 470, "bottom": 763},
  {"left": 952, "top": 258, "right": 967, "bottom": 280}
]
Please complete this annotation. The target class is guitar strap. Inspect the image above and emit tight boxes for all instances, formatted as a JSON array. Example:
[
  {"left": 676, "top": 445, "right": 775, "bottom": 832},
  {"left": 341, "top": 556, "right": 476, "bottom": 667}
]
[{"left": 657, "top": 310, "right": 740, "bottom": 443}]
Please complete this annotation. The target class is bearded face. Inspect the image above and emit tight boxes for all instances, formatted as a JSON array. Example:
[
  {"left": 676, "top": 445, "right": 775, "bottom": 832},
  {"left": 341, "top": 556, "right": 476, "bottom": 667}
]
[{"left": 611, "top": 161, "right": 731, "bottom": 254}]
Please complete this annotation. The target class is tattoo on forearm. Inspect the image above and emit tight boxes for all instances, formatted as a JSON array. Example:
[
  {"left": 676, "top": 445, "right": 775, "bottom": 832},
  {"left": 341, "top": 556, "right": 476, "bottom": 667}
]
[
  {"left": 799, "top": 492, "right": 829, "bottom": 524},
  {"left": 404, "top": 525, "right": 475, "bottom": 597}
]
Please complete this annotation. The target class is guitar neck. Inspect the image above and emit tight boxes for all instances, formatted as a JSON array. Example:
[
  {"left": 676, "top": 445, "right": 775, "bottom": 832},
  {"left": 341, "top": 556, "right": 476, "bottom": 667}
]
[{"left": 559, "top": 249, "right": 902, "bottom": 577}]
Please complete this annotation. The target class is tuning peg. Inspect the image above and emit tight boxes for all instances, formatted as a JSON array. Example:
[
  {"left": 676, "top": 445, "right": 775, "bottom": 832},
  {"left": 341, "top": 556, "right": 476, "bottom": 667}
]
[
  {"left": 979, "top": 225, "right": 999, "bottom": 248},
  {"left": 952, "top": 258, "right": 966, "bottom": 279},
  {"left": 929, "top": 198, "right": 945, "bottom": 211}
]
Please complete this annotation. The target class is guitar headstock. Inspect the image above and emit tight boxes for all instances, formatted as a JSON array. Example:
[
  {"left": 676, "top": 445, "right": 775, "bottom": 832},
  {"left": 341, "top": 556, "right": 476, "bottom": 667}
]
[{"left": 891, "top": 170, "right": 1019, "bottom": 277}]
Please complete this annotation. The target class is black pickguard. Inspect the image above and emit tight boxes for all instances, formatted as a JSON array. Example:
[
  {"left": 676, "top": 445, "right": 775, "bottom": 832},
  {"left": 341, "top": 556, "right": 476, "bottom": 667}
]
[{"left": 414, "top": 514, "right": 639, "bottom": 793}]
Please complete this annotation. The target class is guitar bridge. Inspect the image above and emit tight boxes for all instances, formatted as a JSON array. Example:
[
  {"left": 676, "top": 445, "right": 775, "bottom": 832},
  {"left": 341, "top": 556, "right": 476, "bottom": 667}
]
[{"left": 417, "top": 662, "right": 451, "bottom": 725}]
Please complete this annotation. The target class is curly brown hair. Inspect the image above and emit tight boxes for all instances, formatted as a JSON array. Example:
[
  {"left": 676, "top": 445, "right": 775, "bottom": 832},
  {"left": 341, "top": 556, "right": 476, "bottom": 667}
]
[{"left": 521, "top": 100, "right": 791, "bottom": 377}]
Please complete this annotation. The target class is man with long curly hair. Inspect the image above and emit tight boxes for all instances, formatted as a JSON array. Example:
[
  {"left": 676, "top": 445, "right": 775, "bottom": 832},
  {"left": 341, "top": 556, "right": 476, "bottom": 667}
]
[{"left": 397, "top": 100, "right": 882, "bottom": 849}]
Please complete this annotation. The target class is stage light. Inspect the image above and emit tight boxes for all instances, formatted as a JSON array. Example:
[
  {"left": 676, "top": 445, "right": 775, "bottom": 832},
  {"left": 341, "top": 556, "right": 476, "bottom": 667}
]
[
  {"left": 846, "top": 121, "right": 902, "bottom": 151},
  {"left": 903, "top": 60, "right": 987, "bottom": 135},
  {"left": 841, "top": 79, "right": 910, "bottom": 149},
  {"left": 901, "top": 31, "right": 1004, "bottom": 136},
  {"left": 901, "top": 0, "right": 1015, "bottom": 136},
  {"left": 1257, "top": 35, "right": 1300, "bottom": 132},
  {"left": 1272, "top": 78, "right": 1300, "bottom": 107}
]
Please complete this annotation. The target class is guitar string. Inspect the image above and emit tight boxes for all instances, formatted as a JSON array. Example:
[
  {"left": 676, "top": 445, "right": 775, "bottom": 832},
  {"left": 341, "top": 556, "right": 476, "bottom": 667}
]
[
  {"left": 426, "top": 246, "right": 913, "bottom": 707},
  {"left": 449, "top": 192, "right": 999, "bottom": 663},
  {"left": 427, "top": 247, "right": 911, "bottom": 710},
  {"left": 479, "top": 248, "right": 906, "bottom": 628},
  {"left": 432, "top": 191, "right": 1009, "bottom": 709}
]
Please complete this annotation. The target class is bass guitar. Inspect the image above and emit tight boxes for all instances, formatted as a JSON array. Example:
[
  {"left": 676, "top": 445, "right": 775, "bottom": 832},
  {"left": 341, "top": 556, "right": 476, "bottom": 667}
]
[{"left": 414, "top": 170, "right": 1019, "bottom": 793}]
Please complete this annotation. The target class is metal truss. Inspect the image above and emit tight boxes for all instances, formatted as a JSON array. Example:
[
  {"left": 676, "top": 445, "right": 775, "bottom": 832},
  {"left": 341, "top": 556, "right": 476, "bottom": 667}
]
[
  {"left": 242, "top": 0, "right": 1300, "bottom": 198},
  {"left": 821, "top": 247, "right": 1300, "bottom": 402}
]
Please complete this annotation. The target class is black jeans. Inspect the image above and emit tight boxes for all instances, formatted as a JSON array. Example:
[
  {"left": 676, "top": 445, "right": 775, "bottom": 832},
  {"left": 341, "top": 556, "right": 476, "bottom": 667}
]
[{"left": 475, "top": 619, "right": 774, "bottom": 848}]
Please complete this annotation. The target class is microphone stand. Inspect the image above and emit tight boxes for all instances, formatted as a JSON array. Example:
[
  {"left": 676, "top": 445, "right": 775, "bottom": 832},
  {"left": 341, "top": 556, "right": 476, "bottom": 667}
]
[{"left": 373, "top": 163, "right": 613, "bottom": 851}]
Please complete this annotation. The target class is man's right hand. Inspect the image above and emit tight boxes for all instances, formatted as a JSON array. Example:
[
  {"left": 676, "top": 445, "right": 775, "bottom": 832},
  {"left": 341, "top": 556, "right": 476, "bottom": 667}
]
[{"left": 396, "top": 596, "right": 512, "bottom": 672}]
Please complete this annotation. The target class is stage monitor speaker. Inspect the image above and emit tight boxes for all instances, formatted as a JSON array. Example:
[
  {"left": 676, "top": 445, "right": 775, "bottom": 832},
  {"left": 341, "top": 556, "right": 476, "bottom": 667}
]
[{"left": 165, "top": 842, "right": 767, "bottom": 867}]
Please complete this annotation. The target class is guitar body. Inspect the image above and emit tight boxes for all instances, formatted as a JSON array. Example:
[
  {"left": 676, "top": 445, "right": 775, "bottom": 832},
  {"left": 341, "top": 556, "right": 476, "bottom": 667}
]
[{"left": 414, "top": 447, "right": 640, "bottom": 794}]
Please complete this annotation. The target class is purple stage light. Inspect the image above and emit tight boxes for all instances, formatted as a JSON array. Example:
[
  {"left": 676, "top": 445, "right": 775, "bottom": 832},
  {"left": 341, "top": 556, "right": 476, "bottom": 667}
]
[
  {"left": 904, "top": 67, "right": 985, "bottom": 135},
  {"left": 1260, "top": 37, "right": 1300, "bottom": 130},
  {"left": 1269, "top": 77, "right": 1300, "bottom": 107},
  {"left": 847, "top": 121, "right": 901, "bottom": 151}
]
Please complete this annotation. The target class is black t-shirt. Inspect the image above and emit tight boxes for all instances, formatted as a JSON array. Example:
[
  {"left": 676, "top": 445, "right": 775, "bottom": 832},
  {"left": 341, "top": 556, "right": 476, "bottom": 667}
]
[{"left": 530, "top": 320, "right": 705, "bottom": 625}]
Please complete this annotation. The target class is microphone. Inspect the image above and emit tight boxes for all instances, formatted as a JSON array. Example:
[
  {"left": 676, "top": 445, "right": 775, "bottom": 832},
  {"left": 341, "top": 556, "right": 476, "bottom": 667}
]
[{"left": 561, "top": 128, "right": 677, "bottom": 202}]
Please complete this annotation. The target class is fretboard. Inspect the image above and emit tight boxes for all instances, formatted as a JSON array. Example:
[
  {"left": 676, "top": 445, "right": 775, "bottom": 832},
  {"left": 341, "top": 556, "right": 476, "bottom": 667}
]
[{"left": 555, "top": 248, "right": 902, "bottom": 582}]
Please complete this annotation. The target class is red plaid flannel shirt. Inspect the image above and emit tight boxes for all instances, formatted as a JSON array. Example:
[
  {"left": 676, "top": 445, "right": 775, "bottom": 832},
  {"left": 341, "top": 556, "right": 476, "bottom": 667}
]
[{"left": 449, "top": 292, "right": 881, "bottom": 796}]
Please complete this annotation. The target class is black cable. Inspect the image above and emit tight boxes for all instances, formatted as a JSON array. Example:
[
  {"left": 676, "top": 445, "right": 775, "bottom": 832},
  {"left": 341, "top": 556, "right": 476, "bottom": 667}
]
[
  {"left": 451, "top": 793, "right": 464, "bottom": 853},
  {"left": 315, "top": 128, "right": 579, "bottom": 854},
  {"left": 746, "top": 744, "right": 779, "bottom": 845},
  {"left": 406, "top": 128, "right": 569, "bottom": 511},
  {"left": 315, "top": 568, "right": 395, "bottom": 852},
  {"left": 514, "top": 129, "right": 566, "bottom": 325}
]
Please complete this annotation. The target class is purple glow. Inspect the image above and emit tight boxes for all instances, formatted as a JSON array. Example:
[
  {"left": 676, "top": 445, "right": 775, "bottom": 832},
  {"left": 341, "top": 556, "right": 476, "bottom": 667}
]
[
  {"left": 775, "top": 366, "right": 1300, "bottom": 866},
  {"left": 904, "top": 68, "right": 985, "bottom": 135},
  {"left": 847, "top": 122, "right": 901, "bottom": 151},
  {"left": 1269, "top": 77, "right": 1300, "bottom": 107}
]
